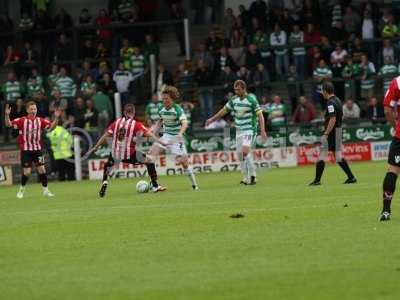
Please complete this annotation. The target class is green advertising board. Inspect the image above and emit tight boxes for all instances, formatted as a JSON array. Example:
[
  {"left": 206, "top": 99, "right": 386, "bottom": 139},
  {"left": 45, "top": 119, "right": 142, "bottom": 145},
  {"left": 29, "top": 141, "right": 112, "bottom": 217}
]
[{"left": 90, "top": 124, "right": 394, "bottom": 157}]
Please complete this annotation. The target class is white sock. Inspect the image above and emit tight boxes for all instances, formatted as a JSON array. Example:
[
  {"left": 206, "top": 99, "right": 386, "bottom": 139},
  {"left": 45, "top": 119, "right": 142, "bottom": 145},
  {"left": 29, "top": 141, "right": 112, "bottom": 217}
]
[
  {"left": 185, "top": 167, "right": 198, "bottom": 187},
  {"left": 43, "top": 186, "right": 49, "bottom": 192},
  {"left": 238, "top": 152, "right": 248, "bottom": 181},
  {"left": 245, "top": 154, "right": 256, "bottom": 178}
]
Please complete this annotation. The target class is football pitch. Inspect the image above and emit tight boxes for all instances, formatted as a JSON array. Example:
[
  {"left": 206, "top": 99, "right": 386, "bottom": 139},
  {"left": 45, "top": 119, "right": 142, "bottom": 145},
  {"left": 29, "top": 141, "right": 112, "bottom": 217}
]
[{"left": 1, "top": 161, "right": 399, "bottom": 300}]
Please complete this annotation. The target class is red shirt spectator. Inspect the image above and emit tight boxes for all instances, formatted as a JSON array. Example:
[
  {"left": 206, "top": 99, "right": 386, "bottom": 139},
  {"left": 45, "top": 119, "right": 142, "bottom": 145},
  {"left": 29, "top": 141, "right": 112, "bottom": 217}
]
[
  {"left": 304, "top": 23, "right": 321, "bottom": 56},
  {"left": 292, "top": 96, "right": 317, "bottom": 124},
  {"left": 96, "top": 9, "right": 112, "bottom": 41}
]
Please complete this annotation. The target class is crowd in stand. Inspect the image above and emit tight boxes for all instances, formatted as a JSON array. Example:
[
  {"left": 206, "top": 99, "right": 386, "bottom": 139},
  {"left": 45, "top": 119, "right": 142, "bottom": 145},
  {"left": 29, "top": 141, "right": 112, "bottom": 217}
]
[{"left": 1, "top": 0, "right": 399, "bottom": 145}]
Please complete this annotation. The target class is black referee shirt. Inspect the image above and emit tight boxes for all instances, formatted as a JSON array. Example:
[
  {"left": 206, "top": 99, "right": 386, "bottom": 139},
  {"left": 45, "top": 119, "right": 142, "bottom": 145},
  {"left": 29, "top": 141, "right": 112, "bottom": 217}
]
[{"left": 324, "top": 95, "right": 343, "bottom": 130}]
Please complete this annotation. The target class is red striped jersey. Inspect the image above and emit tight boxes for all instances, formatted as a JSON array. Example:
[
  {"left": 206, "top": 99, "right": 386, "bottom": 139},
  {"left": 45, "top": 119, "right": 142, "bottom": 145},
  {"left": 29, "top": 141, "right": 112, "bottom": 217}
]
[
  {"left": 107, "top": 117, "right": 149, "bottom": 160},
  {"left": 11, "top": 116, "right": 51, "bottom": 151},
  {"left": 384, "top": 76, "right": 400, "bottom": 138}
]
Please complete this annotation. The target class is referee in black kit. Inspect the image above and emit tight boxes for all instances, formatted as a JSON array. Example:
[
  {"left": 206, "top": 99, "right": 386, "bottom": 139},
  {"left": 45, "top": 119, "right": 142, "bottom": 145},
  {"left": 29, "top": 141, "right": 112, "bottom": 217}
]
[{"left": 309, "top": 82, "right": 357, "bottom": 186}]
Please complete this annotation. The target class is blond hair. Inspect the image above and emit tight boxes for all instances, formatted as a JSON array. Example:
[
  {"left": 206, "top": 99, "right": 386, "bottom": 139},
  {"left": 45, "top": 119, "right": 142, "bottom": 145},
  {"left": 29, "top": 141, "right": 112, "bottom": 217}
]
[{"left": 162, "top": 85, "right": 180, "bottom": 101}]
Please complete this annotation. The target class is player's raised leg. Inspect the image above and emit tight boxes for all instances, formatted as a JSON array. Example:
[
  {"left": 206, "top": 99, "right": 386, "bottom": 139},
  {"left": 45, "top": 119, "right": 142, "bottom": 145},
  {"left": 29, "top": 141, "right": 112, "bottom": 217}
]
[
  {"left": 146, "top": 144, "right": 169, "bottom": 192},
  {"left": 99, "top": 154, "right": 115, "bottom": 197}
]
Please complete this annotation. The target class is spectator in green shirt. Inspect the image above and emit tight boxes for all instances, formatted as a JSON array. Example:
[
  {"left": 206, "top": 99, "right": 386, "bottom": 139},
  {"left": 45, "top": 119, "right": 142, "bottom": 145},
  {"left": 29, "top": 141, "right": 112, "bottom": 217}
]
[
  {"left": 267, "top": 95, "right": 287, "bottom": 128},
  {"left": 382, "top": 15, "right": 398, "bottom": 38},
  {"left": 2, "top": 72, "right": 24, "bottom": 103},
  {"left": 92, "top": 87, "right": 113, "bottom": 134},
  {"left": 341, "top": 55, "right": 361, "bottom": 100},
  {"left": 81, "top": 75, "right": 97, "bottom": 98},
  {"left": 120, "top": 38, "right": 134, "bottom": 70},
  {"left": 145, "top": 93, "right": 162, "bottom": 127},
  {"left": 143, "top": 34, "right": 160, "bottom": 63}
]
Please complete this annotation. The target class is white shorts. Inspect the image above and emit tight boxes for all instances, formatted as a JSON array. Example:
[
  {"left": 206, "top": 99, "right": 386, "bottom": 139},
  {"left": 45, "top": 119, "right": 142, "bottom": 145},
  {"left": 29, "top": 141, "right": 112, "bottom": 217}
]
[
  {"left": 158, "top": 134, "right": 188, "bottom": 156},
  {"left": 236, "top": 131, "right": 255, "bottom": 151}
]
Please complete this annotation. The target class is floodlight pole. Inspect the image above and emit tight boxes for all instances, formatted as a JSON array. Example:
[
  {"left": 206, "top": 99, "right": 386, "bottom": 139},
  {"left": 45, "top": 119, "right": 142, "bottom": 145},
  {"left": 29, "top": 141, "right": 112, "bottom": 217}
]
[
  {"left": 150, "top": 54, "right": 156, "bottom": 94},
  {"left": 114, "top": 92, "right": 122, "bottom": 119},
  {"left": 184, "top": 18, "right": 191, "bottom": 60},
  {"left": 74, "top": 135, "right": 82, "bottom": 181}
]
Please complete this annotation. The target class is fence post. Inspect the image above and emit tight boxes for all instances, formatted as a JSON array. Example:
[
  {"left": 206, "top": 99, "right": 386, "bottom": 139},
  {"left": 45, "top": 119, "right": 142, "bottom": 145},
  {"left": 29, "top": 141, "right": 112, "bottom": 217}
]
[
  {"left": 74, "top": 135, "right": 82, "bottom": 181},
  {"left": 184, "top": 18, "right": 190, "bottom": 60},
  {"left": 150, "top": 54, "right": 156, "bottom": 94},
  {"left": 114, "top": 92, "right": 122, "bottom": 118}
]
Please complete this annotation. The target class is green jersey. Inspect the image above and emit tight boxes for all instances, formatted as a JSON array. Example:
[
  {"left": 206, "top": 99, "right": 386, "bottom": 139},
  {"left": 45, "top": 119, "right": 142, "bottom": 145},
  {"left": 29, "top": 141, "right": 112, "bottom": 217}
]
[
  {"left": 81, "top": 82, "right": 96, "bottom": 94},
  {"left": 341, "top": 63, "right": 361, "bottom": 88},
  {"left": 48, "top": 74, "right": 59, "bottom": 90},
  {"left": 159, "top": 103, "right": 187, "bottom": 135},
  {"left": 267, "top": 103, "right": 287, "bottom": 126},
  {"left": 224, "top": 93, "right": 262, "bottom": 134},
  {"left": 56, "top": 76, "right": 77, "bottom": 98},
  {"left": 27, "top": 82, "right": 43, "bottom": 97},
  {"left": 379, "top": 64, "right": 398, "bottom": 91},
  {"left": 120, "top": 47, "right": 134, "bottom": 70},
  {"left": 130, "top": 54, "right": 145, "bottom": 74},
  {"left": 2, "top": 81, "right": 23, "bottom": 102},
  {"left": 313, "top": 67, "right": 332, "bottom": 92},
  {"left": 145, "top": 101, "right": 163, "bottom": 123}
]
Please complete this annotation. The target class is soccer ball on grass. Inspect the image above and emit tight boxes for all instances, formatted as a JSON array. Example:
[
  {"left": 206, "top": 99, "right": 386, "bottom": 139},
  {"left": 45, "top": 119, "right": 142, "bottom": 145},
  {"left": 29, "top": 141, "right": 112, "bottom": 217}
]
[{"left": 136, "top": 180, "right": 150, "bottom": 193}]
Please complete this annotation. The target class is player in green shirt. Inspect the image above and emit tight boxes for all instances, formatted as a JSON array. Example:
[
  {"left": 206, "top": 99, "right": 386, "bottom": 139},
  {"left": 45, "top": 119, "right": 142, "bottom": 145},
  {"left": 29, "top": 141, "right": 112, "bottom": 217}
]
[
  {"left": 206, "top": 80, "right": 267, "bottom": 185},
  {"left": 147, "top": 85, "right": 199, "bottom": 190},
  {"left": 145, "top": 93, "right": 163, "bottom": 127}
]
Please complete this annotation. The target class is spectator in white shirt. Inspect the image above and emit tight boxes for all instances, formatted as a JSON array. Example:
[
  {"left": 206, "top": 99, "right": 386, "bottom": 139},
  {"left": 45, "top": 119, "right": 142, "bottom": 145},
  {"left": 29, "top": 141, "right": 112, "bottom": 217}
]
[
  {"left": 270, "top": 23, "right": 288, "bottom": 80},
  {"left": 343, "top": 99, "right": 360, "bottom": 120},
  {"left": 362, "top": 10, "right": 374, "bottom": 40},
  {"left": 113, "top": 62, "right": 134, "bottom": 104},
  {"left": 382, "top": 39, "right": 395, "bottom": 63},
  {"left": 330, "top": 43, "right": 347, "bottom": 76}
]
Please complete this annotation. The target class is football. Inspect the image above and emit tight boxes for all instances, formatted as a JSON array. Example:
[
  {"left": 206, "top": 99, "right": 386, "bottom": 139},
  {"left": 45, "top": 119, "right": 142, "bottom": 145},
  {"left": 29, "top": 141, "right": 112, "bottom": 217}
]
[{"left": 136, "top": 180, "right": 150, "bottom": 193}]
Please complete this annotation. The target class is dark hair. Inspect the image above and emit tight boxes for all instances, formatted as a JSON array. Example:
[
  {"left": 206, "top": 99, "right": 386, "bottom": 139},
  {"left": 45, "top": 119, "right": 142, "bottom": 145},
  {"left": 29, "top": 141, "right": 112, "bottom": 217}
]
[{"left": 322, "top": 81, "right": 334, "bottom": 94}]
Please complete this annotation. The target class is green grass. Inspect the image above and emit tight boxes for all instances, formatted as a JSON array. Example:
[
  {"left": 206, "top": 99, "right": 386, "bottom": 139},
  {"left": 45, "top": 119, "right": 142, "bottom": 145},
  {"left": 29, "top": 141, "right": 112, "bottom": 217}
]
[{"left": 0, "top": 161, "right": 400, "bottom": 300}]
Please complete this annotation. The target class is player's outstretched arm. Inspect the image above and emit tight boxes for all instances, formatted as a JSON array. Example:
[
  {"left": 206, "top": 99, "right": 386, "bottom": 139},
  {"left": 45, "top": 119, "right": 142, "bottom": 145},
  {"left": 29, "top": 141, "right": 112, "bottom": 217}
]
[
  {"left": 257, "top": 110, "right": 267, "bottom": 140},
  {"left": 384, "top": 107, "right": 396, "bottom": 128},
  {"left": 144, "top": 130, "right": 167, "bottom": 146},
  {"left": 150, "top": 119, "right": 162, "bottom": 135},
  {"left": 178, "top": 120, "right": 188, "bottom": 138},
  {"left": 4, "top": 104, "right": 12, "bottom": 128},
  {"left": 88, "top": 131, "right": 111, "bottom": 155},
  {"left": 205, "top": 107, "right": 228, "bottom": 127}
]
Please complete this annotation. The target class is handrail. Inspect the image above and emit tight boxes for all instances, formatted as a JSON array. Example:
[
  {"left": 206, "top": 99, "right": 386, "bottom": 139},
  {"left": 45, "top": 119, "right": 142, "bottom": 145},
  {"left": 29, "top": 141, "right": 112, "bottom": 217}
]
[{"left": 0, "top": 19, "right": 184, "bottom": 38}]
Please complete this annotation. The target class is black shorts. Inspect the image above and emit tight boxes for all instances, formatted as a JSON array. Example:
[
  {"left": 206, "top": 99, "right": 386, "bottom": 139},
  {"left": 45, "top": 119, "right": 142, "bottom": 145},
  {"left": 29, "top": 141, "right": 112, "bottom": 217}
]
[
  {"left": 21, "top": 151, "right": 45, "bottom": 168},
  {"left": 327, "top": 128, "right": 343, "bottom": 152},
  {"left": 107, "top": 152, "right": 146, "bottom": 166},
  {"left": 388, "top": 138, "right": 400, "bottom": 167}
]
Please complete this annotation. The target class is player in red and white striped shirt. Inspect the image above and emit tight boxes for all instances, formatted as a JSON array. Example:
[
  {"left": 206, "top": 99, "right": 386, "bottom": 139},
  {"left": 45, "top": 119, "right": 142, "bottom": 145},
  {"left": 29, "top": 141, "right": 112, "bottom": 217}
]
[
  {"left": 89, "top": 104, "right": 166, "bottom": 197},
  {"left": 379, "top": 76, "right": 400, "bottom": 221},
  {"left": 5, "top": 101, "right": 61, "bottom": 198}
]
